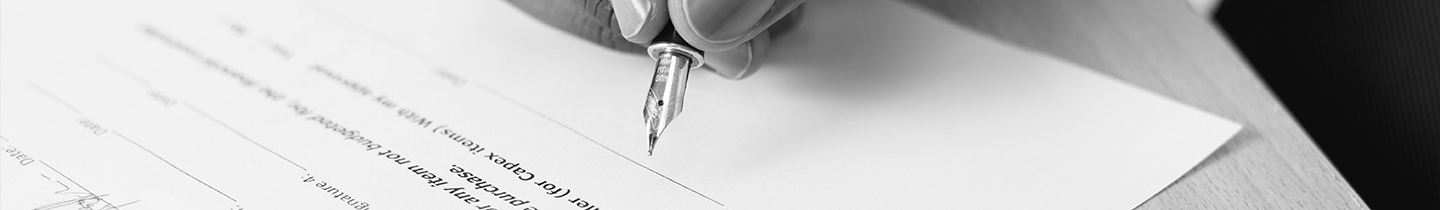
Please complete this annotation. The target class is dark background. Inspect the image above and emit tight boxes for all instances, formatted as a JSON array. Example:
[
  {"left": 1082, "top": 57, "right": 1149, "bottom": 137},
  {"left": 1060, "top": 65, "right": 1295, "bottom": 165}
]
[{"left": 1216, "top": 0, "right": 1440, "bottom": 208}]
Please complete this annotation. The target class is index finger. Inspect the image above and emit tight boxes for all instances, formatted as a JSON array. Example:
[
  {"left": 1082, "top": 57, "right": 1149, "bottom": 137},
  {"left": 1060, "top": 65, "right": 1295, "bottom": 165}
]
[{"left": 611, "top": 0, "right": 670, "bottom": 44}]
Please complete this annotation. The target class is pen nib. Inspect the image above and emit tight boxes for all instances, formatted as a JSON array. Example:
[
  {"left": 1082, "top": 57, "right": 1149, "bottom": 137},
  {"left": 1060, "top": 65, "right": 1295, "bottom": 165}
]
[
  {"left": 647, "top": 133, "right": 657, "bottom": 156},
  {"left": 642, "top": 35, "right": 700, "bottom": 157}
]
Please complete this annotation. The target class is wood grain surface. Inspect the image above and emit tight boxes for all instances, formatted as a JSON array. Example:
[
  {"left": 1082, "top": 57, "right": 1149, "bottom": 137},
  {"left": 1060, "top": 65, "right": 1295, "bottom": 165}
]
[{"left": 901, "top": 0, "right": 1370, "bottom": 209}]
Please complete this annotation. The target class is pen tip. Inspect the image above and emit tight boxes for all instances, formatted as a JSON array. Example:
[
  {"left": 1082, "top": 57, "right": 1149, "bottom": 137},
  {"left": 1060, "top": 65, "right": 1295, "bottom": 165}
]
[{"left": 648, "top": 133, "right": 658, "bottom": 156}]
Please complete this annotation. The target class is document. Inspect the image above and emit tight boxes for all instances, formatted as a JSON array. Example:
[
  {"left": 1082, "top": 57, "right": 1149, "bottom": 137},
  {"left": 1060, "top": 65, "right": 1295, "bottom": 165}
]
[{"left": 0, "top": 0, "right": 1241, "bottom": 209}]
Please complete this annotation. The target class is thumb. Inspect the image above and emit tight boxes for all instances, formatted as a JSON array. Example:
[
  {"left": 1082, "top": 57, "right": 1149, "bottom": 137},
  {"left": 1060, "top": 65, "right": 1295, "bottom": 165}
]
[
  {"left": 669, "top": 0, "right": 804, "bottom": 52},
  {"left": 703, "top": 30, "right": 769, "bottom": 80},
  {"left": 698, "top": 5, "right": 801, "bottom": 80}
]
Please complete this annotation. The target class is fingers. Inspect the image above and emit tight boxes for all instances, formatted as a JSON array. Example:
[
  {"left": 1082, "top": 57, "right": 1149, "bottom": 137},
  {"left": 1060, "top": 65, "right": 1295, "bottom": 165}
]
[
  {"left": 702, "top": 30, "right": 770, "bottom": 80},
  {"left": 610, "top": 0, "right": 670, "bottom": 44},
  {"left": 507, "top": 0, "right": 645, "bottom": 53},
  {"left": 669, "top": 0, "right": 803, "bottom": 52},
  {"left": 508, "top": 0, "right": 800, "bottom": 79}
]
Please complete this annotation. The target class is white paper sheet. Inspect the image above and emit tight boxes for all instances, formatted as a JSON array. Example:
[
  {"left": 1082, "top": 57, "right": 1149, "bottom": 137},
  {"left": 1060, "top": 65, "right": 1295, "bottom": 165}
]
[{"left": 0, "top": 0, "right": 1240, "bottom": 209}]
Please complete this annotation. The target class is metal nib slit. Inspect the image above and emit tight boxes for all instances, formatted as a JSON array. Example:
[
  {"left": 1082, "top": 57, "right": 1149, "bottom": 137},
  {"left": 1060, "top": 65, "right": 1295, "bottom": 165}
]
[{"left": 647, "top": 133, "right": 658, "bottom": 156}]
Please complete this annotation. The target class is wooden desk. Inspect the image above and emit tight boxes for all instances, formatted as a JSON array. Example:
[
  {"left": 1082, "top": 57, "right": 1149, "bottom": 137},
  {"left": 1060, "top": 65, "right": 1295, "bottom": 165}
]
[{"left": 905, "top": 0, "right": 1369, "bottom": 209}]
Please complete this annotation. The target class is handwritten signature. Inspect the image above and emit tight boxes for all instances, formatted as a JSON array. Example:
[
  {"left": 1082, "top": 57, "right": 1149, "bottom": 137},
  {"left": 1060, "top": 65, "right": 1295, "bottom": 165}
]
[
  {"left": 30, "top": 175, "right": 139, "bottom": 210},
  {"left": 32, "top": 194, "right": 138, "bottom": 210}
]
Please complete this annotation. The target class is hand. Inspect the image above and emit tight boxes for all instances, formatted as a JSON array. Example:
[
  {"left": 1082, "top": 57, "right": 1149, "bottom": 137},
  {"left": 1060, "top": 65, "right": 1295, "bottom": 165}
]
[{"left": 508, "top": 0, "right": 804, "bottom": 80}]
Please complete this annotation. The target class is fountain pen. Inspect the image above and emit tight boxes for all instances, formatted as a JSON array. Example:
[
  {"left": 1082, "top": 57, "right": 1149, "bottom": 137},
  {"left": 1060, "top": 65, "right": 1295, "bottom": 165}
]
[{"left": 644, "top": 25, "right": 703, "bottom": 156}]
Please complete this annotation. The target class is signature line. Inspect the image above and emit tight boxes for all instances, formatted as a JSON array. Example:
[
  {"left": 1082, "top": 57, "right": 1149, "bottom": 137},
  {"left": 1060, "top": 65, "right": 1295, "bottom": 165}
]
[
  {"left": 34, "top": 160, "right": 124, "bottom": 209},
  {"left": 113, "top": 131, "right": 238, "bottom": 201},
  {"left": 181, "top": 103, "right": 309, "bottom": 171},
  {"left": 28, "top": 82, "right": 84, "bottom": 114},
  {"left": 96, "top": 57, "right": 154, "bottom": 88},
  {"left": 21, "top": 84, "right": 237, "bottom": 203},
  {"left": 95, "top": 56, "right": 308, "bottom": 172}
]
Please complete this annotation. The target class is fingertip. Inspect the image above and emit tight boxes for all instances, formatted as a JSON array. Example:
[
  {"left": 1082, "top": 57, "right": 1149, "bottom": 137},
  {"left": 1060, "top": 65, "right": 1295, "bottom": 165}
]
[
  {"left": 704, "top": 31, "right": 769, "bottom": 80},
  {"left": 670, "top": 0, "right": 802, "bottom": 52},
  {"left": 611, "top": 0, "right": 668, "bottom": 44}
]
